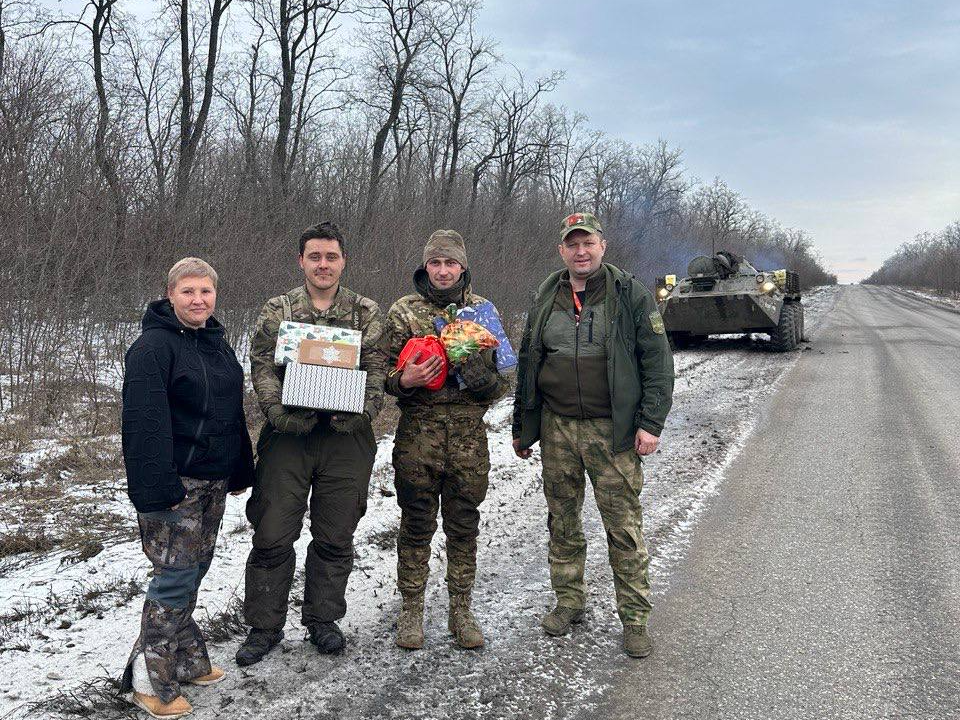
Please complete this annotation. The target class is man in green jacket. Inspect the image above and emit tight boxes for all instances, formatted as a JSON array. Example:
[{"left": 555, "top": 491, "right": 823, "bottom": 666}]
[{"left": 512, "top": 212, "right": 674, "bottom": 658}]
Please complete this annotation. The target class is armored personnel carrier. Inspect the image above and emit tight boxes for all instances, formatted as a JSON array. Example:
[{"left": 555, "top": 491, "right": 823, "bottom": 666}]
[{"left": 655, "top": 251, "right": 803, "bottom": 351}]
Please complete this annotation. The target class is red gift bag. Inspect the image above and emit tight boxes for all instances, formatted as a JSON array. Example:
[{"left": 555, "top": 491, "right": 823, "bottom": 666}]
[{"left": 396, "top": 335, "right": 449, "bottom": 391}]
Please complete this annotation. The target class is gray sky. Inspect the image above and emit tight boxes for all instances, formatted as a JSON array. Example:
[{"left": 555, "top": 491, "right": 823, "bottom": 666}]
[{"left": 476, "top": 0, "right": 960, "bottom": 282}]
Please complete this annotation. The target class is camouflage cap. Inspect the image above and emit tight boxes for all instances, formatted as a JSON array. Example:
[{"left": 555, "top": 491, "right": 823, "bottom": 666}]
[{"left": 560, "top": 212, "right": 603, "bottom": 241}]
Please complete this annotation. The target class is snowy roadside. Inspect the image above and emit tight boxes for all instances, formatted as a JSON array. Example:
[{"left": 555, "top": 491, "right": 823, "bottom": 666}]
[
  {"left": 0, "top": 286, "right": 842, "bottom": 719},
  {"left": 889, "top": 286, "right": 960, "bottom": 314}
]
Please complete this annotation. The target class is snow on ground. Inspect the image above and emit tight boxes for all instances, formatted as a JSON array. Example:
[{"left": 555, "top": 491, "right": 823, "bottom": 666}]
[
  {"left": 892, "top": 286, "right": 960, "bottom": 313},
  {"left": 0, "top": 286, "right": 842, "bottom": 719}
]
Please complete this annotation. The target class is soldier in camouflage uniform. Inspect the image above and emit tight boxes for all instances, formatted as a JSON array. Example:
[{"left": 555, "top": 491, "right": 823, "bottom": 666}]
[
  {"left": 236, "top": 222, "right": 387, "bottom": 666},
  {"left": 512, "top": 213, "right": 674, "bottom": 658},
  {"left": 385, "top": 230, "right": 509, "bottom": 650}
]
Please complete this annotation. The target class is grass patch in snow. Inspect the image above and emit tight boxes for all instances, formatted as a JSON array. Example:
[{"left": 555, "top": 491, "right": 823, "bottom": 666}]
[
  {"left": 198, "top": 595, "right": 246, "bottom": 644},
  {"left": 27, "top": 674, "right": 138, "bottom": 719}
]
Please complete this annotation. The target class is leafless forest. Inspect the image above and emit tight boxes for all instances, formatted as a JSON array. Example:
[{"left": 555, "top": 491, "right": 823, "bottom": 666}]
[
  {"left": 864, "top": 221, "right": 960, "bottom": 295},
  {"left": 0, "top": 0, "right": 836, "bottom": 435}
]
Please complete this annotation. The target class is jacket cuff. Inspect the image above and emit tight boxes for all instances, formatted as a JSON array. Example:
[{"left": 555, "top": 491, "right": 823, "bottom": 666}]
[
  {"left": 635, "top": 413, "right": 663, "bottom": 437},
  {"left": 385, "top": 371, "right": 416, "bottom": 398}
]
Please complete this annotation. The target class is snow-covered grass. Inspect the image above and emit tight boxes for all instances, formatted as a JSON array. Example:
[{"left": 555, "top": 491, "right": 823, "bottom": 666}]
[
  {"left": 892, "top": 286, "right": 960, "bottom": 313},
  {"left": 0, "top": 286, "right": 843, "bottom": 719}
]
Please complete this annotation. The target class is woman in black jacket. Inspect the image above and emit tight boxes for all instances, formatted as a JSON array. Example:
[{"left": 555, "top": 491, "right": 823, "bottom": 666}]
[{"left": 119, "top": 257, "right": 254, "bottom": 719}]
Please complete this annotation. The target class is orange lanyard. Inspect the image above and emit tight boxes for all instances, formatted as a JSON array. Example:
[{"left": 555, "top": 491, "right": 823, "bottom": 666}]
[{"left": 572, "top": 289, "right": 583, "bottom": 324}]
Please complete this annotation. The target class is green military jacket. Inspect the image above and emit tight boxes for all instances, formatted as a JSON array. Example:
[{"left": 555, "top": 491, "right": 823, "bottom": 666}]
[
  {"left": 512, "top": 263, "right": 675, "bottom": 453},
  {"left": 384, "top": 269, "right": 510, "bottom": 411},
  {"left": 249, "top": 284, "right": 387, "bottom": 421}
]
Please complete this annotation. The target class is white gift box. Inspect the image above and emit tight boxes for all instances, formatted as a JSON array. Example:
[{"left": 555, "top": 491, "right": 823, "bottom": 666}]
[{"left": 281, "top": 361, "right": 366, "bottom": 414}]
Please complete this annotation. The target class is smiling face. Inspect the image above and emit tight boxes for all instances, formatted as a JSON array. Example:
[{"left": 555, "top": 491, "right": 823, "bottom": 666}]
[
  {"left": 168, "top": 275, "right": 217, "bottom": 329},
  {"left": 299, "top": 237, "right": 346, "bottom": 293},
  {"left": 425, "top": 256, "right": 464, "bottom": 289},
  {"left": 559, "top": 230, "right": 606, "bottom": 279}
]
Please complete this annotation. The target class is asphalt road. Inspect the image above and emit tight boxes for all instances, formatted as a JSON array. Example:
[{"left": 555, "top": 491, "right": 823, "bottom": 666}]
[{"left": 594, "top": 285, "right": 960, "bottom": 720}]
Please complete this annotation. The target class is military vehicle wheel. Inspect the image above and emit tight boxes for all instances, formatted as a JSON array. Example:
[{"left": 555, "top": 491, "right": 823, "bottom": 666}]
[
  {"left": 669, "top": 332, "right": 706, "bottom": 350},
  {"left": 770, "top": 302, "right": 799, "bottom": 352}
]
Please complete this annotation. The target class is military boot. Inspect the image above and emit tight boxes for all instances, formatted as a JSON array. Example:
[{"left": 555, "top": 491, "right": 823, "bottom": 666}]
[
  {"left": 623, "top": 624, "right": 653, "bottom": 658},
  {"left": 396, "top": 593, "right": 425, "bottom": 650},
  {"left": 448, "top": 593, "right": 484, "bottom": 649},
  {"left": 541, "top": 605, "right": 585, "bottom": 636}
]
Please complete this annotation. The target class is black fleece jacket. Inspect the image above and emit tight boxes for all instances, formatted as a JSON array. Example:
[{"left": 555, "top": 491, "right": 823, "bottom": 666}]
[{"left": 121, "top": 299, "right": 254, "bottom": 513}]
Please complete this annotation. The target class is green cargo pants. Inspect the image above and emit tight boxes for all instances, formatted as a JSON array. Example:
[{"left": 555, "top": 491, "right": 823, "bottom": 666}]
[
  {"left": 392, "top": 406, "right": 491, "bottom": 598},
  {"left": 540, "top": 407, "right": 652, "bottom": 626},
  {"left": 243, "top": 420, "right": 376, "bottom": 631}
]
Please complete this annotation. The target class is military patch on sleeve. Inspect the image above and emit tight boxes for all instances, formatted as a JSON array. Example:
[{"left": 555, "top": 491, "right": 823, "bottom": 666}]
[{"left": 649, "top": 310, "right": 665, "bottom": 335}]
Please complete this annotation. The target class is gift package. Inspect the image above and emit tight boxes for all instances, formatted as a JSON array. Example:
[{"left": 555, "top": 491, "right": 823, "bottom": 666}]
[
  {"left": 281, "top": 362, "right": 367, "bottom": 414},
  {"left": 274, "top": 320, "right": 361, "bottom": 368},
  {"left": 277, "top": 320, "right": 365, "bottom": 412},
  {"left": 432, "top": 301, "right": 517, "bottom": 370}
]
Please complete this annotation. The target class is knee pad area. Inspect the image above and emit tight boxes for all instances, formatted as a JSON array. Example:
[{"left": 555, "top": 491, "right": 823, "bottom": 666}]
[
  {"left": 249, "top": 545, "right": 294, "bottom": 569},
  {"left": 146, "top": 565, "right": 201, "bottom": 609}
]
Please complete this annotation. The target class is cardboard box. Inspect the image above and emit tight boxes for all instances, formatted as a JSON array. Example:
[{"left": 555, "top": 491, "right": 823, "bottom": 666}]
[
  {"left": 274, "top": 321, "right": 361, "bottom": 367},
  {"left": 298, "top": 339, "right": 360, "bottom": 370},
  {"left": 281, "top": 361, "right": 366, "bottom": 414}
]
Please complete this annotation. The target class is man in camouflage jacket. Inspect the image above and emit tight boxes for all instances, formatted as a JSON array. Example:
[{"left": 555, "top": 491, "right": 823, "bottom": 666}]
[
  {"left": 385, "top": 230, "right": 509, "bottom": 650},
  {"left": 236, "top": 222, "right": 387, "bottom": 665}
]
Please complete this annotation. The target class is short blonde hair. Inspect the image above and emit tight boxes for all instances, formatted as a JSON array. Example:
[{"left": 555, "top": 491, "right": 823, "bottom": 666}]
[{"left": 167, "top": 257, "right": 218, "bottom": 292}]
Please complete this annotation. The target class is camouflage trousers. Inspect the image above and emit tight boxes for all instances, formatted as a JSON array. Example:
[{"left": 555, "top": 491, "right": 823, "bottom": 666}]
[
  {"left": 392, "top": 406, "right": 491, "bottom": 598},
  {"left": 121, "top": 477, "right": 227, "bottom": 703},
  {"left": 540, "top": 408, "right": 652, "bottom": 626}
]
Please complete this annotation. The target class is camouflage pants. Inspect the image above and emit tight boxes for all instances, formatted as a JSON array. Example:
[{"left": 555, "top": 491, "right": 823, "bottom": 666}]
[
  {"left": 540, "top": 408, "right": 652, "bottom": 626},
  {"left": 392, "top": 406, "right": 491, "bottom": 598},
  {"left": 121, "top": 477, "right": 227, "bottom": 703}
]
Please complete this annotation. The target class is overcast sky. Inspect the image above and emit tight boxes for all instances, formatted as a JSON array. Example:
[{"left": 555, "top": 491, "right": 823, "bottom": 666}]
[
  {"left": 475, "top": 0, "right": 960, "bottom": 282},
  {"left": 44, "top": 0, "right": 959, "bottom": 282}
]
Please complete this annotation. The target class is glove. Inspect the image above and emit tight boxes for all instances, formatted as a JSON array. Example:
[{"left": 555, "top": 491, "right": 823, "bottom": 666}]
[
  {"left": 330, "top": 411, "right": 370, "bottom": 434},
  {"left": 460, "top": 348, "right": 498, "bottom": 392},
  {"left": 267, "top": 404, "right": 318, "bottom": 435}
]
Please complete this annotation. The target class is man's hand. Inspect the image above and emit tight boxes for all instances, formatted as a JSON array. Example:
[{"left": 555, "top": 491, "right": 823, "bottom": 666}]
[
  {"left": 399, "top": 350, "right": 445, "bottom": 389},
  {"left": 635, "top": 429, "right": 660, "bottom": 456},
  {"left": 330, "top": 411, "right": 370, "bottom": 434},
  {"left": 267, "top": 404, "right": 318, "bottom": 435},
  {"left": 513, "top": 438, "right": 533, "bottom": 459},
  {"left": 460, "top": 349, "right": 497, "bottom": 391}
]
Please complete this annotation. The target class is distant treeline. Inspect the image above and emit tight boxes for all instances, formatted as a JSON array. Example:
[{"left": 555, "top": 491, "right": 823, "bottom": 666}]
[
  {"left": 0, "top": 0, "right": 835, "bottom": 429},
  {"left": 863, "top": 221, "right": 960, "bottom": 294}
]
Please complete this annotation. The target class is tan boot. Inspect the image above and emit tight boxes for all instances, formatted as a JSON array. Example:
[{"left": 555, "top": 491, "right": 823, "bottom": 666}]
[
  {"left": 396, "top": 593, "right": 425, "bottom": 649},
  {"left": 186, "top": 666, "right": 226, "bottom": 686},
  {"left": 448, "top": 593, "right": 484, "bottom": 649},
  {"left": 131, "top": 692, "right": 193, "bottom": 719}
]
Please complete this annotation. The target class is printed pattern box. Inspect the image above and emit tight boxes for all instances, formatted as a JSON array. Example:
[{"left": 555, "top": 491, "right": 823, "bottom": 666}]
[
  {"left": 281, "top": 361, "right": 366, "bottom": 414},
  {"left": 274, "top": 321, "right": 361, "bottom": 367}
]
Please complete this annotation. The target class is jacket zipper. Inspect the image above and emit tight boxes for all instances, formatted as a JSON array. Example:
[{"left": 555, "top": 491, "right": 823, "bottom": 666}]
[
  {"left": 574, "top": 309, "right": 584, "bottom": 419},
  {"left": 182, "top": 334, "right": 209, "bottom": 471}
]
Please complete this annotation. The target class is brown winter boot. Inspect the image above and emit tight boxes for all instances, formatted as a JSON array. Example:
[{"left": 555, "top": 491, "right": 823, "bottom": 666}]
[
  {"left": 396, "top": 593, "right": 425, "bottom": 649},
  {"left": 131, "top": 692, "right": 193, "bottom": 719},
  {"left": 186, "top": 666, "right": 226, "bottom": 686},
  {"left": 448, "top": 593, "right": 484, "bottom": 649}
]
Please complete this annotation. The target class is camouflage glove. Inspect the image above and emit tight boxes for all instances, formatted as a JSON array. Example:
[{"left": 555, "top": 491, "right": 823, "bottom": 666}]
[
  {"left": 330, "top": 411, "right": 370, "bottom": 435},
  {"left": 460, "top": 349, "right": 498, "bottom": 392},
  {"left": 267, "top": 404, "right": 318, "bottom": 435}
]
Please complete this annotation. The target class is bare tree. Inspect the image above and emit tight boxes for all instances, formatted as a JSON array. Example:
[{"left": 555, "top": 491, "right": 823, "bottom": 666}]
[
  {"left": 358, "top": 0, "right": 435, "bottom": 227},
  {"left": 175, "top": 0, "right": 232, "bottom": 202},
  {"left": 428, "top": 0, "right": 492, "bottom": 208}
]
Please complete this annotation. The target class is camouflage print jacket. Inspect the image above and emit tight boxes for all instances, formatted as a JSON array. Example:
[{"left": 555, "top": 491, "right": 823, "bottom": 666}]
[
  {"left": 250, "top": 284, "right": 387, "bottom": 421},
  {"left": 384, "top": 269, "right": 510, "bottom": 412}
]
